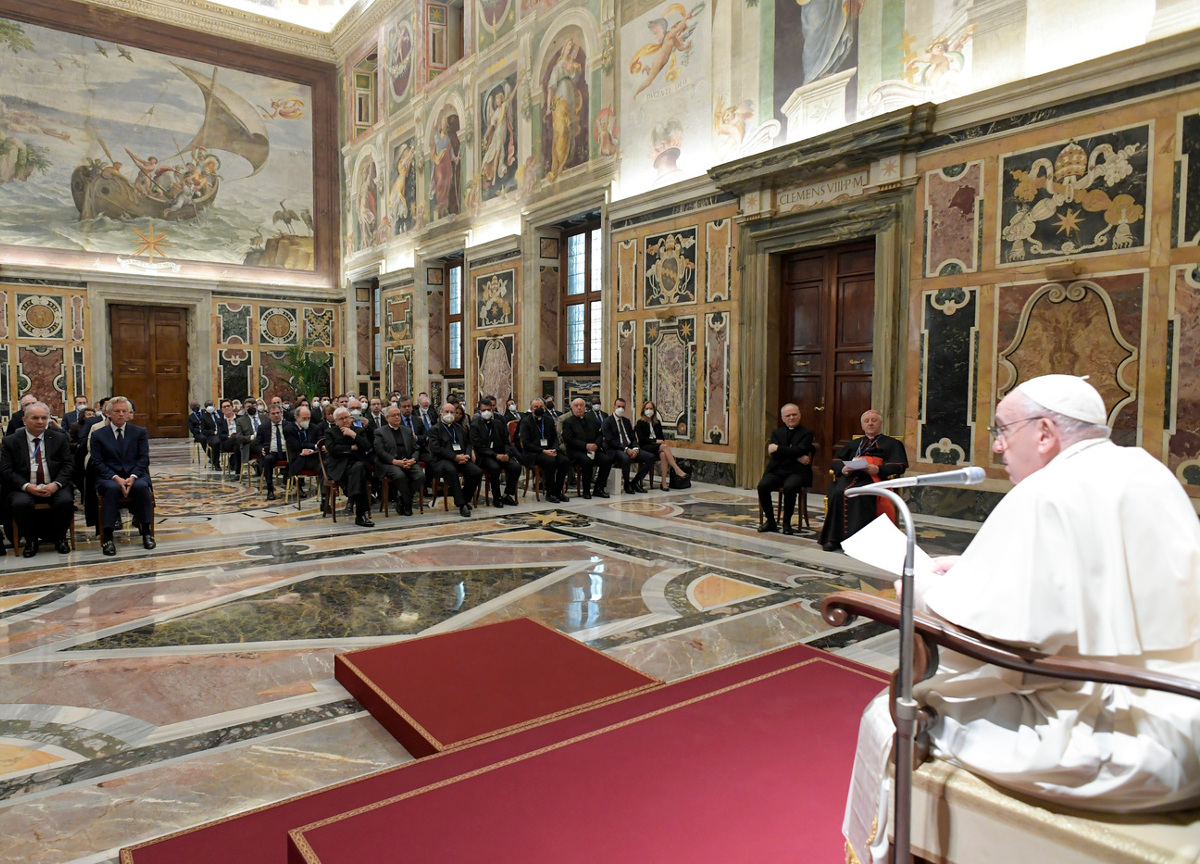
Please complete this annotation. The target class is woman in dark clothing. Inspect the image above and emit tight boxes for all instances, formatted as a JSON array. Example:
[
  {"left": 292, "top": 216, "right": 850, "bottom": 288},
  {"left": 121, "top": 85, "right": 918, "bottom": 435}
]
[{"left": 634, "top": 400, "right": 689, "bottom": 489}]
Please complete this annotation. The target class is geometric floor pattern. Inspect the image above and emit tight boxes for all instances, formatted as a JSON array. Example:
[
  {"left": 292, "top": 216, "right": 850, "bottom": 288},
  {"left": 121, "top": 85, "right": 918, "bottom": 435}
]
[{"left": 0, "top": 439, "right": 978, "bottom": 864}]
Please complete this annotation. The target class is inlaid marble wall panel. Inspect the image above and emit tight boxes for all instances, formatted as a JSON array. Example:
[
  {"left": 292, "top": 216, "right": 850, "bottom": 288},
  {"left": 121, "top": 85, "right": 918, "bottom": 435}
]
[
  {"left": 995, "top": 272, "right": 1145, "bottom": 446},
  {"left": 1177, "top": 110, "right": 1200, "bottom": 248},
  {"left": 356, "top": 304, "right": 372, "bottom": 377},
  {"left": 643, "top": 316, "right": 697, "bottom": 439},
  {"left": 213, "top": 298, "right": 339, "bottom": 400},
  {"left": 997, "top": 124, "right": 1151, "bottom": 266},
  {"left": 644, "top": 227, "right": 698, "bottom": 309},
  {"left": 468, "top": 256, "right": 520, "bottom": 403},
  {"left": 539, "top": 266, "right": 559, "bottom": 370},
  {"left": 705, "top": 220, "right": 732, "bottom": 302},
  {"left": 0, "top": 285, "right": 88, "bottom": 417},
  {"left": 918, "top": 287, "right": 979, "bottom": 465},
  {"left": 616, "top": 239, "right": 637, "bottom": 312},
  {"left": 386, "top": 345, "right": 415, "bottom": 398},
  {"left": 563, "top": 377, "right": 600, "bottom": 404},
  {"left": 427, "top": 287, "right": 445, "bottom": 374},
  {"left": 476, "top": 336, "right": 515, "bottom": 404},
  {"left": 703, "top": 312, "right": 729, "bottom": 445},
  {"left": 1165, "top": 265, "right": 1200, "bottom": 486},
  {"left": 924, "top": 161, "right": 983, "bottom": 276},
  {"left": 610, "top": 200, "right": 738, "bottom": 455},
  {"left": 380, "top": 285, "right": 416, "bottom": 397},
  {"left": 616, "top": 320, "right": 635, "bottom": 403}
]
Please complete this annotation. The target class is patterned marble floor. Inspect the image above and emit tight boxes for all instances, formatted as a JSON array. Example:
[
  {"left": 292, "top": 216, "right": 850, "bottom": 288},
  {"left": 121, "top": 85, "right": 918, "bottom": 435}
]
[{"left": 0, "top": 440, "right": 979, "bottom": 864}]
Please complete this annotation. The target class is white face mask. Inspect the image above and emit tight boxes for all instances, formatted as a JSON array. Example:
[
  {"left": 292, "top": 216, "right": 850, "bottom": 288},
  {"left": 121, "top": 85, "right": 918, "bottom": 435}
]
[
  {"left": 206, "top": 405, "right": 217, "bottom": 414},
  {"left": 321, "top": 399, "right": 331, "bottom": 407},
  {"left": 507, "top": 404, "right": 515, "bottom": 412},
  {"left": 480, "top": 410, "right": 493, "bottom": 421},
  {"left": 442, "top": 412, "right": 456, "bottom": 424},
  {"left": 350, "top": 409, "right": 362, "bottom": 419},
  {"left": 592, "top": 404, "right": 601, "bottom": 411},
  {"left": 298, "top": 420, "right": 309, "bottom": 429},
  {"left": 614, "top": 407, "right": 624, "bottom": 417},
  {"left": 644, "top": 409, "right": 654, "bottom": 418}
]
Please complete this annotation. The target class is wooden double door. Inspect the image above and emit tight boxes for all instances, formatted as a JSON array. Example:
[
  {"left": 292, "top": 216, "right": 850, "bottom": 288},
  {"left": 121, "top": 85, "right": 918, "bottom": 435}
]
[
  {"left": 779, "top": 241, "right": 876, "bottom": 491},
  {"left": 110, "top": 304, "right": 189, "bottom": 438}
]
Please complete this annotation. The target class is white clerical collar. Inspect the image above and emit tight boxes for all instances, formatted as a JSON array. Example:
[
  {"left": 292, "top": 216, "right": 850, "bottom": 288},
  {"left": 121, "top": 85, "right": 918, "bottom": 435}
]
[{"left": 1051, "top": 436, "right": 1112, "bottom": 464}]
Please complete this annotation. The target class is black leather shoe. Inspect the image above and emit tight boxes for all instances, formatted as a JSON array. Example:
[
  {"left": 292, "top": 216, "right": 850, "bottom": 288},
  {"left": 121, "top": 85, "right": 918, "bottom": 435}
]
[
  {"left": 822, "top": 541, "right": 841, "bottom": 552},
  {"left": 545, "top": 494, "right": 561, "bottom": 503},
  {"left": 558, "top": 494, "right": 570, "bottom": 503},
  {"left": 758, "top": 523, "right": 779, "bottom": 534},
  {"left": 355, "top": 515, "right": 375, "bottom": 528},
  {"left": 633, "top": 483, "right": 647, "bottom": 493},
  {"left": 594, "top": 489, "right": 610, "bottom": 498},
  {"left": 782, "top": 526, "right": 795, "bottom": 536},
  {"left": 55, "top": 538, "right": 71, "bottom": 554},
  {"left": 102, "top": 540, "right": 117, "bottom": 556},
  {"left": 494, "top": 499, "right": 505, "bottom": 508},
  {"left": 581, "top": 491, "right": 592, "bottom": 499},
  {"left": 399, "top": 504, "right": 413, "bottom": 517},
  {"left": 142, "top": 535, "right": 157, "bottom": 550},
  {"left": 266, "top": 491, "right": 276, "bottom": 501},
  {"left": 623, "top": 484, "right": 634, "bottom": 494},
  {"left": 22, "top": 539, "right": 38, "bottom": 558},
  {"left": 459, "top": 505, "right": 471, "bottom": 518},
  {"left": 502, "top": 495, "right": 518, "bottom": 506}
]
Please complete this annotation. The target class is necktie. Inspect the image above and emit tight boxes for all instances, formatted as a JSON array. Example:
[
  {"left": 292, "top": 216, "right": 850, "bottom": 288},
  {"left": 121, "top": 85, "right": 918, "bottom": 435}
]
[
  {"left": 116, "top": 427, "right": 124, "bottom": 445},
  {"left": 275, "top": 423, "right": 283, "bottom": 454},
  {"left": 33, "top": 437, "right": 45, "bottom": 484},
  {"left": 619, "top": 421, "right": 628, "bottom": 447}
]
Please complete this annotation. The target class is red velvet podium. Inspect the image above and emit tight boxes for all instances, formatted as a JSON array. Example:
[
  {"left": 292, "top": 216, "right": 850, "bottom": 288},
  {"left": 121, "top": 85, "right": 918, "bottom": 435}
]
[{"left": 334, "top": 617, "right": 660, "bottom": 756}]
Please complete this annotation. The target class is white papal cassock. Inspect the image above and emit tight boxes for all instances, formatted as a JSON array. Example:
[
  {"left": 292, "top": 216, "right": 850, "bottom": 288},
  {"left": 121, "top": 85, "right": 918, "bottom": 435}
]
[{"left": 844, "top": 438, "right": 1200, "bottom": 863}]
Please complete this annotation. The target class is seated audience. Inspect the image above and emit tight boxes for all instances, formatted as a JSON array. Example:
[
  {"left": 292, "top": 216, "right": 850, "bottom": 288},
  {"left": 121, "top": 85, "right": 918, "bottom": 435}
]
[
  {"left": 63, "top": 395, "right": 90, "bottom": 431},
  {"left": 323, "top": 406, "right": 374, "bottom": 527},
  {"left": 844, "top": 375, "right": 1200, "bottom": 862},
  {"left": 256, "top": 404, "right": 289, "bottom": 500},
  {"left": 635, "top": 400, "right": 689, "bottom": 489},
  {"left": 375, "top": 405, "right": 424, "bottom": 516},
  {"left": 602, "top": 397, "right": 654, "bottom": 493},
  {"left": 1, "top": 400, "right": 74, "bottom": 556},
  {"left": 469, "top": 397, "right": 520, "bottom": 507},
  {"left": 284, "top": 405, "right": 320, "bottom": 498},
  {"left": 91, "top": 396, "right": 155, "bottom": 555},
  {"left": 561, "top": 397, "right": 614, "bottom": 499},
  {"left": 518, "top": 398, "right": 570, "bottom": 503},
  {"left": 427, "top": 402, "right": 482, "bottom": 518},
  {"left": 216, "top": 400, "right": 242, "bottom": 475},
  {"left": 818, "top": 409, "right": 907, "bottom": 552},
  {"left": 756, "top": 403, "right": 815, "bottom": 535}
]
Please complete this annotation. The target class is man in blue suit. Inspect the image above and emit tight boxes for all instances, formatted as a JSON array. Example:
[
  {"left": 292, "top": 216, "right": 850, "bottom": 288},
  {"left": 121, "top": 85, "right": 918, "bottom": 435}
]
[{"left": 90, "top": 396, "right": 155, "bottom": 556}]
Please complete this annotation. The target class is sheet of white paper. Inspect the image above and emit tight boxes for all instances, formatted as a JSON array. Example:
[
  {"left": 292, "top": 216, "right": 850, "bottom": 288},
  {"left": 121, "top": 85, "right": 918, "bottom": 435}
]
[
  {"left": 840, "top": 513, "right": 939, "bottom": 581},
  {"left": 842, "top": 457, "right": 869, "bottom": 470}
]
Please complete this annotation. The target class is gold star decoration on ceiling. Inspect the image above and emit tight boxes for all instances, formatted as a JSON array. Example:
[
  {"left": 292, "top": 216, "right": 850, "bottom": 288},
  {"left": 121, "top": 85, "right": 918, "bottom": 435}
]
[{"left": 132, "top": 221, "right": 171, "bottom": 262}]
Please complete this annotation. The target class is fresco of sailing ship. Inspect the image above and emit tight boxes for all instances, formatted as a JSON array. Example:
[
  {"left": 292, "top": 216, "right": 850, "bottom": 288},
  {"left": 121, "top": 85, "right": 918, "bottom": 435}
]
[{"left": 70, "top": 64, "right": 268, "bottom": 222}]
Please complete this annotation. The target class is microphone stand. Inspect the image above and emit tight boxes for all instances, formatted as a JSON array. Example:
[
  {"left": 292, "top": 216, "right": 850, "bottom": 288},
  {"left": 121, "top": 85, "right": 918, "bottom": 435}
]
[{"left": 844, "top": 484, "right": 916, "bottom": 864}]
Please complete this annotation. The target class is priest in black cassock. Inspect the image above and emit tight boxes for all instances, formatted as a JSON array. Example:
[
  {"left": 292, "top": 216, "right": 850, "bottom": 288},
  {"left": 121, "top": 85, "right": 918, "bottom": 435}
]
[
  {"left": 818, "top": 409, "right": 908, "bottom": 552},
  {"left": 756, "top": 403, "right": 815, "bottom": 535}
]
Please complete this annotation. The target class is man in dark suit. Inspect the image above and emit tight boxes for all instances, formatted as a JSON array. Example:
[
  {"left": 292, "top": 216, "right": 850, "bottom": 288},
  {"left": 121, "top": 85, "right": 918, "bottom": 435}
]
[
  {"left": 5, "top": 394, "right": 40, "bottom": 436},
  {"left": 215, "top": 400, "right": 242, "bottom": 475},
  {"left": 757, "top": 403, "right": 815, "bottom": 535},
  {"left": 186, "top": 402, "right": 205, "bottom": 443},
  {"left": 375, "top": 405, "right": 424, "bottom": 516},
  {"left": 284, "top": 405, "right": 320, "bottom": 498},
  {"left": 236, "top": 402, "right": 263, "bottom": 474},
  {"left": 427, "top": 402, "right": 481, "bottom": 518},
  {"left": 365, "top": 396, "right": 386, "bottom": 431},
  {"left": 63, "top": 396, "right": 90, "bottom": 432},
  {"left": 323, "top": 406, "right": 374, "bottom": 527},
  {"left": 602, "top": 397, "right": 654, "bottom": 493},
  {"left": 503, "top": 399, "right": 521, "bottom": 426},
  {"left": 256, "top": 404, "right": 289, "bottom": 500},
  {"left": 0, "top": 401, "right": 74, "bottom": 556},
  {"left": 589, "top": 397, "right": 607, "bottom": 425},
  {"left": 470, "top": 398, "right": 520, "bottom": 507},
  {"left": 415, "top": 393, "right": 438, "bottom": 433},
  {"left": 90, "top": 396, "right": 155, "bottom": 555},
  {"left": 562, "top": 397, "right": 614, "bottom": 499},
  {"left": 518, "top": 398, "right": 570, "bottom": 503}
]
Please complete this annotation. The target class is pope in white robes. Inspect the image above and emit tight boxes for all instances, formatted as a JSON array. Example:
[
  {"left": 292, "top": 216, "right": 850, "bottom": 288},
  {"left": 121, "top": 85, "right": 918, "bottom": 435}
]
[{"left": 844, "top": 375, "right": 1200, "bottom": 864}]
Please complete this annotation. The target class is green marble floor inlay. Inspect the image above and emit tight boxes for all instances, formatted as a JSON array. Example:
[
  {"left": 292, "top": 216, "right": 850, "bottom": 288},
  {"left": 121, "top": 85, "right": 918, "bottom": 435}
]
[{"left": 67, "top": 567, "right": 561, "bottom": 649}]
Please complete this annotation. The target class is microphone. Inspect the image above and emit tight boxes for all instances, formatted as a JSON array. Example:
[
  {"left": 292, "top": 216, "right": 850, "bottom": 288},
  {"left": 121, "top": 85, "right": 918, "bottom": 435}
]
[{"left": 846, "top": 466, "right": 985, "bottom": 494}]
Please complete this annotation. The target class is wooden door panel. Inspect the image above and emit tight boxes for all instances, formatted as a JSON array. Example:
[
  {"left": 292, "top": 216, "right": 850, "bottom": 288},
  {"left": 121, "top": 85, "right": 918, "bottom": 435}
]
[
  {"left": 109, "top": 304, "right": 189, "bottom": 438},
  {"left": 779, "top": 240, "right": 875, "bottom": 492}
]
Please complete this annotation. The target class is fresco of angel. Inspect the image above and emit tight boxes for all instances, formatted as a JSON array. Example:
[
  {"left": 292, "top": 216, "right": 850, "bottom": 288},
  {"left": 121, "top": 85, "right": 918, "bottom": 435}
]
[{"left": 628, "top": 2, "right": 705, "bottom": 100}]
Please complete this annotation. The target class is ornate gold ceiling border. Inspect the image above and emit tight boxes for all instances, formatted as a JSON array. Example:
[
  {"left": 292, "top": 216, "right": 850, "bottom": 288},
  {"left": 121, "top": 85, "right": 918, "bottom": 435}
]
[
  {"left": 330, "top": 0, "right": 396, "bottom": 58},
  {"left": 75, "top": 0, "right": 337, "bottom": 61}
]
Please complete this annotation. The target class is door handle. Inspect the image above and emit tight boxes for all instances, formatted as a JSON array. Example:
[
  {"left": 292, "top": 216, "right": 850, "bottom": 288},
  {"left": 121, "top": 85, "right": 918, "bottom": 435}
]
[
  {"left": 849, "top": 359, "right": 865, "bottom": 367},
  {"left": 813, "top": 404, "right": 825, "bottom": 412}
]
